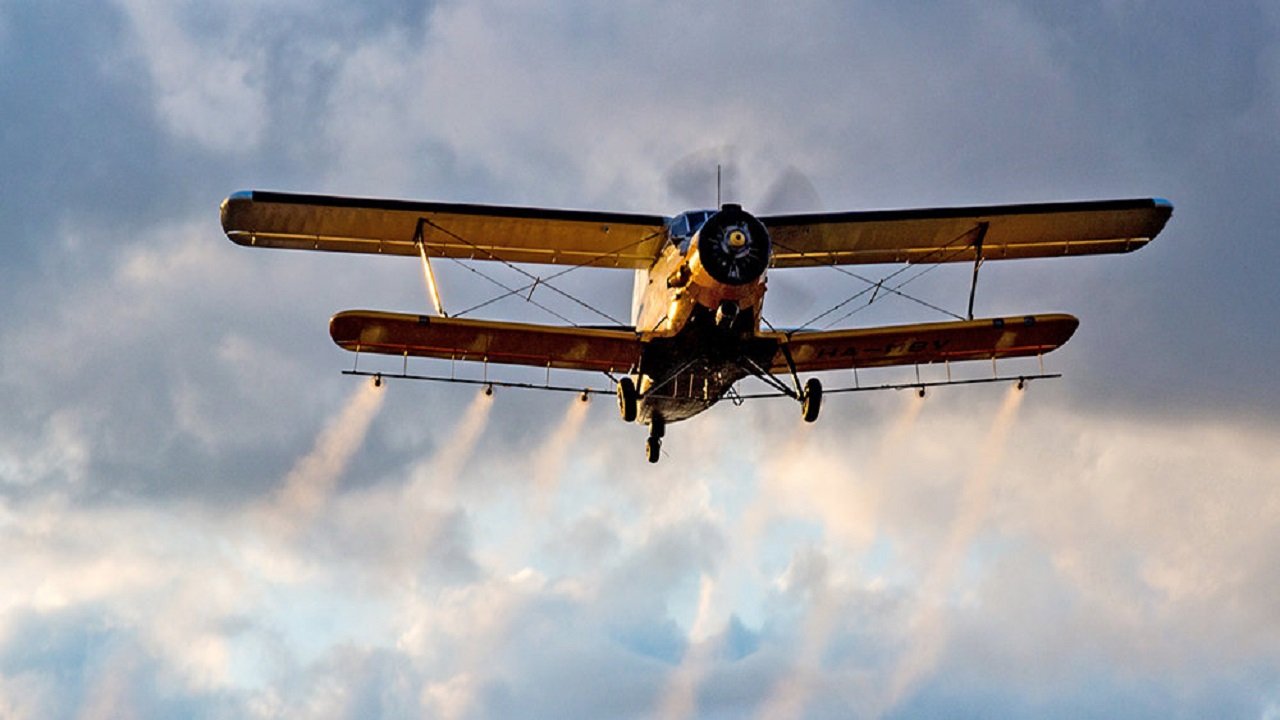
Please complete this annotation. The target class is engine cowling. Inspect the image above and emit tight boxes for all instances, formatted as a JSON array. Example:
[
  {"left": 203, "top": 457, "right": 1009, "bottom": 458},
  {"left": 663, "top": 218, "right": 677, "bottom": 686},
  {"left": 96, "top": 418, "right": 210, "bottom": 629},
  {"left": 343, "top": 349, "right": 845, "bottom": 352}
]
[{"left": 695, "top": 204, "right": 771, "bottom": 286}]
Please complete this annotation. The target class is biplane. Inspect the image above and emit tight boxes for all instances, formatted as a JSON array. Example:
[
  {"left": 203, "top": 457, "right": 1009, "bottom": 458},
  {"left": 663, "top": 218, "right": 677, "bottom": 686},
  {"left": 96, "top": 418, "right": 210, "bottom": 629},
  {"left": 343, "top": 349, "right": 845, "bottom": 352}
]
[{"left": 221, "top": 189, "right": 1171, "bottom": 462}]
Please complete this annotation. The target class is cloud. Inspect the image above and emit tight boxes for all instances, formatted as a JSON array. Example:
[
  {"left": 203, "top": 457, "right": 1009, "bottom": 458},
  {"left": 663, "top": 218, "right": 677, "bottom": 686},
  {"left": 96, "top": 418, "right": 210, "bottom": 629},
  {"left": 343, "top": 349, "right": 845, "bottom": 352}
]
[
  {"left": 3, "top": 389, "right": 1280, "bottom": 717},
  {"left": 656, "top": 573, "right": 720, "bottom": 720},
  {"left": 5, "top": 1, "right": 1280, "bottom": 717},
  {"left": 113, "top": 0, "right": 268, "bottom": 153}
]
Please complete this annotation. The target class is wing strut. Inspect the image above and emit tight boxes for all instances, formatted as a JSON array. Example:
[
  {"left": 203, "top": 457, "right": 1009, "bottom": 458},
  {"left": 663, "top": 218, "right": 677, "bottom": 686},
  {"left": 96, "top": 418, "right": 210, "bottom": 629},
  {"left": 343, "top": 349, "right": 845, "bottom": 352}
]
[
  {"left": 414, "top": 218, "right": 448, "bottom": 317},
  {"left": 776, "top": 342, "right": 805, "bottom": 398},
  {"left": 966, "top": 222, "right": 989, "bottom": 320}
]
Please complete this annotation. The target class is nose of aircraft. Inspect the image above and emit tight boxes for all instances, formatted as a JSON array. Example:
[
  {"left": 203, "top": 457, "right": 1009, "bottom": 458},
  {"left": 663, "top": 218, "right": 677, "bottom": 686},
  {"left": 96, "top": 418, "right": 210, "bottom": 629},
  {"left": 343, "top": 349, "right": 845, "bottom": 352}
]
[{"left": 696, "top": 205, "right": 771, "bottom": 285}]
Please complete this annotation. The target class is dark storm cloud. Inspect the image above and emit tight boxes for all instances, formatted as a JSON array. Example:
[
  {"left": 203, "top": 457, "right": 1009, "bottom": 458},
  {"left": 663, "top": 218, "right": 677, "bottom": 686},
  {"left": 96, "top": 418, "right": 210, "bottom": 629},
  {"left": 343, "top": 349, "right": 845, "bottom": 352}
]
[
  {"left": 0, "top": 1, "right": 179, "bottom": 298},
  {"left": 0, "top": 0, "right": 459, "bottom": 503},
  {"left": 0, "top": 0, "right": 443, "bottom": 293},
  {"left": 1007, "top": 3, "right": 1280, "bottom": 414}
]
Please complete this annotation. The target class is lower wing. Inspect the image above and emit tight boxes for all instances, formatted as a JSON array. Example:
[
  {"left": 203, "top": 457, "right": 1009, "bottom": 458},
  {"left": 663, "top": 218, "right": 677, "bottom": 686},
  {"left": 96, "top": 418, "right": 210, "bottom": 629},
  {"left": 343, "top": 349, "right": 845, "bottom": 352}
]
[
  {"left": 329, "top": 311, "right": 642, "bottom": 374},
  {"left": 764, "top": 314, "right": 1079, "bottom": 373}
]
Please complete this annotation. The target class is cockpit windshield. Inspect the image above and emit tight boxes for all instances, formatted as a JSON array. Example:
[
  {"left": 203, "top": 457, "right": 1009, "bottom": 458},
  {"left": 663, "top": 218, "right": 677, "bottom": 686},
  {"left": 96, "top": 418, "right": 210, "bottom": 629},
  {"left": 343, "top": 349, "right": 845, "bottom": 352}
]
[{"left": 667, "top": 210, "right": 715, "bottom": 252}]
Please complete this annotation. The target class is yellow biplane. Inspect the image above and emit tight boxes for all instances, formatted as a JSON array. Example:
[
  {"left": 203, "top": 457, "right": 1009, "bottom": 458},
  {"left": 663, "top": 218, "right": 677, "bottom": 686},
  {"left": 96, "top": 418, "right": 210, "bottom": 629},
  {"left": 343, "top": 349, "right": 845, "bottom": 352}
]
[{"left": 221, "top": 190, "right": 1171, "bottom": 462}]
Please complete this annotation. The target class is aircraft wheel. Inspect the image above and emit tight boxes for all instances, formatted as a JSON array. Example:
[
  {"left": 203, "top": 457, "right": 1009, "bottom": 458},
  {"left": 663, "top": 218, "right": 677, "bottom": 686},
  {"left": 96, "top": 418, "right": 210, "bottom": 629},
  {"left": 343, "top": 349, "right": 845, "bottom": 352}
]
[
  {"left": 617, "top": 376, "right": 638, "bottom": 422},
  {"left": 646, "top": 436, "right": 662, "bottom": 463},
  {"left": 801, "top": 377, "right": 823, "bottom": 423}
]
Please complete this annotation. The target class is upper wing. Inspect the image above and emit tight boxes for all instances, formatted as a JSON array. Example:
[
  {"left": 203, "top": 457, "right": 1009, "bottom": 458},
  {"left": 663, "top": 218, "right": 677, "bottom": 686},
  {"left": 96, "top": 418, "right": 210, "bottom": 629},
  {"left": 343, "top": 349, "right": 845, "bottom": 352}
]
[
  {"left": 222, "top": 190, "right": 668, "bottom": 269},
  {"left": 764, "top": 314, "right": 1079, "bottom": 373},
  {"left": 329, "top": 311, "right": 642, "bottom": 373},
  {"left": 762, "top": 198, "right": 1172, "bottom": 267}
]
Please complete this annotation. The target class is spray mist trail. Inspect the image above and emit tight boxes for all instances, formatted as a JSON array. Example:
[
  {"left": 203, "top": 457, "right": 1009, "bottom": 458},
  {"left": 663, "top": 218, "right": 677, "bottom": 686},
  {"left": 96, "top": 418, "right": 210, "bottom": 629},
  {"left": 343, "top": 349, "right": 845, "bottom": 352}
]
[
  {"left": 264, "top": 379, "right": 386, "bottom": 538},
  {"left": 410, "top": 389, "right": 495, "bottom": 502},
  {"left": 493, "top": 396, "right": 593, "bottom": 570},
  {"left": 739, "top": 419, "right": 811, "bottom": 560},
  {"left": 383, "top": 388, "right": 497, "bottom": 587},
  {"left": 753, "top": 561, "right": 834, "bottom": 720},
  {"left": 879, "top": 386, "right": 1025, "bottom": 716},
  {"left": 532, "top": 396, "right": 591, "bottom": 512},
  {"left": 656, "top": 574, "right": 720, "bottom": 720},
  {"left": 649, "top": 417, "right": 753, "bottom": 719},
  {"left": 745, "top": 393, "right": 925, "bottom": 560},
  {"left": 413, "top": 392, "right": 567, "bottom": 720},
  {"left": 879, "top": 393, "right": 926, "bottom": 469},
  {"left": 754, "top": 393, "right": 925, "bottom": 720},
  {"left": 844, "top": 392, "right": 926, "bottom": 543}
]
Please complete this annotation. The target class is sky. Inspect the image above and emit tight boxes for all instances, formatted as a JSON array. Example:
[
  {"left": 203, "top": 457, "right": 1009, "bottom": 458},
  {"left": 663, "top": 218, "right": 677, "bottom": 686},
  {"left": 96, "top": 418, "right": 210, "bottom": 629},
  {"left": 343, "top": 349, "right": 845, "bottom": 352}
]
[{"left": 2, "top": 0, "right": 1280, "bottom": 717}]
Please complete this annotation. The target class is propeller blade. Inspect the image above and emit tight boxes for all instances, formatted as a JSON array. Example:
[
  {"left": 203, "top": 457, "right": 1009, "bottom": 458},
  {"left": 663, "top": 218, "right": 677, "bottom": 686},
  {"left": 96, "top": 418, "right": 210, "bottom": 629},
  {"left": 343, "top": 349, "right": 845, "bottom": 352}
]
[{"left": 757, "top": 165, "right": 822, "bottom": 215}]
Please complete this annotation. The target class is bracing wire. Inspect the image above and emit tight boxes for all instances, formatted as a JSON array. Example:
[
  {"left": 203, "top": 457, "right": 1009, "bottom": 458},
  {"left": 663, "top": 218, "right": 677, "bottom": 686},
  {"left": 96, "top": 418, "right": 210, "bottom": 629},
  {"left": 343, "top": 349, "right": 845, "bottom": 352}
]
[
  {"left": 442, "top": 256, "right": 579, "bottom": 326},
  {"left": 419, "top": 217, "right": 665, "bottom": 326},
  {"left": 779, "top": 228, "right": 979, "bottom": 331},
  {"left": 449, "top": 230, "right": 663, "bottom": 321}
]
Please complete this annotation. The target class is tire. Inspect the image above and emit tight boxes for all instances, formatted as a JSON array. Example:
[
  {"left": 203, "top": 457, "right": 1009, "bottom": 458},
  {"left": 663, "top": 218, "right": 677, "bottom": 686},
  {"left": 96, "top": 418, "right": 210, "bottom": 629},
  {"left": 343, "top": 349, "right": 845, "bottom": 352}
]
[
  {"left": 646, "top": 436, "right": 661, "bottom": 463},
  {"left": 801, "top": 377, "right": 823, "bottom": 423},
  {"left": 617, "top": 376, "right": 638, "bottom": 422}
]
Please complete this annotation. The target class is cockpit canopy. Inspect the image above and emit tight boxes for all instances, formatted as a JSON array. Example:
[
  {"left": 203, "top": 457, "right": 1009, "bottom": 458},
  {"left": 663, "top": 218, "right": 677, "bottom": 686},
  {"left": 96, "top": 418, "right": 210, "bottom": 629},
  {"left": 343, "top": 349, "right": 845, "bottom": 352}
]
[{"left": 667, "top": 210, "right": 716, "bottom": 252}]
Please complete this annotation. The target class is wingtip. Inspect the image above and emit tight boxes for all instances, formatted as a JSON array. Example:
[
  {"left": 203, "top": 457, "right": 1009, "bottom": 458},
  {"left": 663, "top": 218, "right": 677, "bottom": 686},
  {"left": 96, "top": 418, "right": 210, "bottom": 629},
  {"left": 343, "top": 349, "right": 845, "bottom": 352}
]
[
  {"left": 220, "top": 190, "right": 254, "bottom": 212},
  {"left": 220, "top": 190, "right": 256, "bottom": 238},
  {"left": 329, "top": 310, "right": 369, "bottom": 350}
]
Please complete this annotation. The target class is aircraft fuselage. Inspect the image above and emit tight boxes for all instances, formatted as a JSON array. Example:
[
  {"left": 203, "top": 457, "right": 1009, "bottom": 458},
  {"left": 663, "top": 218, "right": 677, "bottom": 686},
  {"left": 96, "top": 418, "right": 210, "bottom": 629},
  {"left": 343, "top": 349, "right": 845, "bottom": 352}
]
[{"left": 629, "top": 205, "right": 776, "bottom": 427}]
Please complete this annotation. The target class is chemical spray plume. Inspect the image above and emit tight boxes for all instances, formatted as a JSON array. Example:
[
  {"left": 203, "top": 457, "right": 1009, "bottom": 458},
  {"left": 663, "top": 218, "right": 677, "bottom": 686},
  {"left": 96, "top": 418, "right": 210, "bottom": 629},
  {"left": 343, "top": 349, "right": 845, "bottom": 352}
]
[
  {"left": 745, "top": 393, "right": 924, "bottom": 558},
  {"left": 878, "top": 386, "right": 1024, "bottom": 716},
  {"left": 413, "top": 394, "right": 571, "bottom": 720},
  {"left": 377, "top": 388, "right": 495, "bottom": 583},
  {"left": 753, "top": 549, "right": 837, "bottom": 720},
  {"left": 498, "top": 396, "right": 593, "bottom": 569},
  {"left": 753, "top": 393, "right": 924, "bottom": 719},
  {"left": 532, "top": 396, "right": 591, "bottom": 511},
  {"left": 260, "top": 379, "right": 385, "bottom": 539},
  {"left": 409, "top": 389, "right": 494, "bottom": 503},
  {"left": 656, "top": 574, "right": 720, "bottom": 720}
]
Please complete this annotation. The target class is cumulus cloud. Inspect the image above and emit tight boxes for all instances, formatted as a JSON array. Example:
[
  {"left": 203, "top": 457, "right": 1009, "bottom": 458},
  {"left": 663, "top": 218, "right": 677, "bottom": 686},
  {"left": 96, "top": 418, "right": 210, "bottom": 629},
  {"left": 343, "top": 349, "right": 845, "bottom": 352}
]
[
  {"left": 113, "top": 0, "right": 269, "bottom": 153},
  {"left": 656, "top": 573, "right": 721, "bottom": 720},
  {"left": 3, "top": 389, "right": 1280, "bottom": 717}
]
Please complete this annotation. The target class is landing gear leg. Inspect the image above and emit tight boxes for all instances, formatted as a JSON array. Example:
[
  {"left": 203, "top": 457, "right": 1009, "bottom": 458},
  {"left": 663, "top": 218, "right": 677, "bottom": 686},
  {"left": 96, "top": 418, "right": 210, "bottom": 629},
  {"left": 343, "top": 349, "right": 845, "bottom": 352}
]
[
  {"left": 736, "top": 352, "right": 822, "bottom": 424},
  {"left": 646, "top": 415, "right": 665, "bottom": 463},
  {"left": 777, "top": 343, "right": 822, "bottom": 424}
]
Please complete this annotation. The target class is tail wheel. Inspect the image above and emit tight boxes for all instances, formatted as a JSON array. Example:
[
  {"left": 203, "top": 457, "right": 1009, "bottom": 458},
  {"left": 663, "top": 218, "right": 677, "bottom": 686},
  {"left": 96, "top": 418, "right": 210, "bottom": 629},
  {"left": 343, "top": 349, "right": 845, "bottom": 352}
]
[
  {"left": 646, "top": 436, "right": 662, "bottom": 463},
  {"left": 801, "top": 377, "right": 823, "bottom": 423},
  {"left": 617, "top": 376, "right": 638, "bottom": 422}
]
